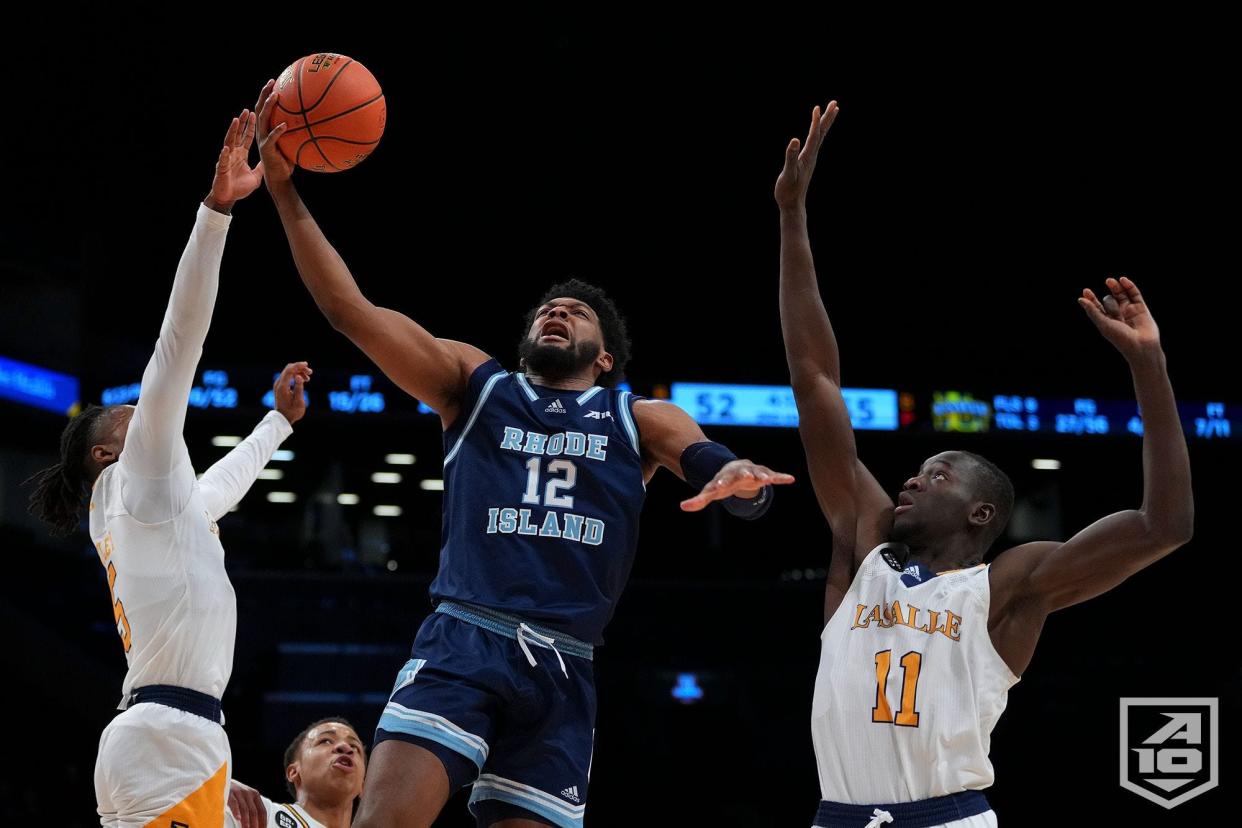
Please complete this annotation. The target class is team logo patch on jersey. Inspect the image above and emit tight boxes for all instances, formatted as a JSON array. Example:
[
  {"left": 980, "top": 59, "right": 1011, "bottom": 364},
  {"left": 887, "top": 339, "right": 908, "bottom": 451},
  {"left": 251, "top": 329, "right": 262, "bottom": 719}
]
[
  {"left": 275, "top": 810, "right": 299, "bottom": 828},
  {"left": 545, "top": 399, "right": 567, "bottom": 413},
  {"left": 1120, "top": 697, "right": 1218, "bottom": 808},
  {"left": 584, "top": 410, "right": 613, "bottom": 420},
  {"left": 878, "top": 542, "right": 910, "bottom": 572}
]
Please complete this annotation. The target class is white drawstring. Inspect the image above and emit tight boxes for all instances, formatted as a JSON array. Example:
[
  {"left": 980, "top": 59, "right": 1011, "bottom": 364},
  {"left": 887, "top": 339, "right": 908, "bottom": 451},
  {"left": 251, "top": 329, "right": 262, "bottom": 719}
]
[
  {"left": 863, "top": 809, "right": 893, "bottom": 828},
  {"left": 517, "top": 622, "right": 569, "bottom": 678}
]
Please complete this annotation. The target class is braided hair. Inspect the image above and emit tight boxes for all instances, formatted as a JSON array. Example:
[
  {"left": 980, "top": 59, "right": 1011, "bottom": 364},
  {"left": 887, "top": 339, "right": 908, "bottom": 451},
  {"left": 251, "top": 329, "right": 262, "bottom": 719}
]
[{"left": 25, "top": 405, "right": 119, "bottom": 537}]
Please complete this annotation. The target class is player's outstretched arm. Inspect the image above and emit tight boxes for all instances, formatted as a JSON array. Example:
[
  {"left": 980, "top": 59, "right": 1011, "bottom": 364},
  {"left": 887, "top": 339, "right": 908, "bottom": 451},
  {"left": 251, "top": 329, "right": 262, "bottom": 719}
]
[
  {"left": 992, "top": 278, "right": 1193, "bottom": 615},
  {"left": 199, "top": 363, "right": 311, "bottom": 521},
  {"left": 254, "top": 80, "right": 489, "bottom": 425},
  {"left": 776, "top": 102, "right": 895, "bottom": 585},
  {"left": 631, "top": 400, "right": 795, "bottom": 515},
  {"left": 121, "top": 110, "right": 263, "bottom": 523}
]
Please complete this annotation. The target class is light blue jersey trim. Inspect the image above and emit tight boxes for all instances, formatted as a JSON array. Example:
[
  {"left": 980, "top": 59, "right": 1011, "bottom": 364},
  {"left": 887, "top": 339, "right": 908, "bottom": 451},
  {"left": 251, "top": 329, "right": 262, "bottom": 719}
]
[
  {"left": 575, "top": 386, "right": 603, "bottom": 406},
  {"left": 436, "top": 600, "right": 593, "bottom": 660},
  {"left": 514, "top": 373, "right": 539, "bottom": 401},
  {"left": 378, "top": 702, "right": 489, "bottom": 769},
  {"left": 616, "top": 391, "right": 640, "bottom": 454},
  {"left": 445, "top": 370, "right": 508, "bottom": 466},
  {"left": 470, "top": 773, "right": 585, "bottom": 828}
]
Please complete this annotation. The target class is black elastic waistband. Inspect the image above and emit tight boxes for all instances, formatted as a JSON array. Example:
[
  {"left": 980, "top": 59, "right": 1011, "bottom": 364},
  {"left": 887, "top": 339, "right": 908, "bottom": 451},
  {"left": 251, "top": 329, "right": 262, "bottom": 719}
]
[
  {"left": 129, "top": 685, "right": 222, "bottom": 724},
  {"left": 814, "top": 790, "right": 989, "bottom": 828}
]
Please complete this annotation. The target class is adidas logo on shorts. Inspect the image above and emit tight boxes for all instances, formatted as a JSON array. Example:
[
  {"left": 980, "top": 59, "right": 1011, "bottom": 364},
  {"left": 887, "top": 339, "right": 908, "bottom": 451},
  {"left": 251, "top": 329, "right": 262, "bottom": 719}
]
[
  {"left": 545, "top": 399, "right": 566, "bottom": 413},
  {"left": 560, "top": 785, "right": 581, "bottom": 803}
]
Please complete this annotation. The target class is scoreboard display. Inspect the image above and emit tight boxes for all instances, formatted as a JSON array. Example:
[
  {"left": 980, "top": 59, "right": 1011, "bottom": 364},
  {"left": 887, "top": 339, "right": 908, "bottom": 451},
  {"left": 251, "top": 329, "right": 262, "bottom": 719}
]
[{"left": 4, "top": 352, "right": 1232, "bottom": 444}]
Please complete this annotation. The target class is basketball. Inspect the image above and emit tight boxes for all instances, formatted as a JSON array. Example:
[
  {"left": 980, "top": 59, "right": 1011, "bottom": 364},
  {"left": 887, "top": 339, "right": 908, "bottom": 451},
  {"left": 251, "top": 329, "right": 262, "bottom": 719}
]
[{"left": 269, "top": 53, "right": 386, "bottom": 173}]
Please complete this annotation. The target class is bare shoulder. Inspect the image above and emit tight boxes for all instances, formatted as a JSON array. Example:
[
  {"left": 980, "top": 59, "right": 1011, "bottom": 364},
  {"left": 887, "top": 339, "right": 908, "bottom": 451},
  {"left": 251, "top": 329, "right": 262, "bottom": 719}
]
[
  {"left": 631, "top": 397, "right": 690, "bottom": 421},
  {"left": 988, "top": 540, "right": 1060, "bottom": 610},
  {"left": 631, "top": 398, "right": 705, "bottom": 442},
  {"left": 630, "top": 399, "right": 708, "bottom": 480}
]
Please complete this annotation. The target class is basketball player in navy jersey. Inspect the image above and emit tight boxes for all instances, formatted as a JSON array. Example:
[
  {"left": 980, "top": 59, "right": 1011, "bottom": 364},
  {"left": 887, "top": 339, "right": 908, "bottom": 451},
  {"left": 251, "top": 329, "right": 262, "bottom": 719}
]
[
  {"left": 777, "top": 101, "right": 1194, "bottom": 827},
  {"left": 253, "top": 80, "right": 794, "bottom": 828}
]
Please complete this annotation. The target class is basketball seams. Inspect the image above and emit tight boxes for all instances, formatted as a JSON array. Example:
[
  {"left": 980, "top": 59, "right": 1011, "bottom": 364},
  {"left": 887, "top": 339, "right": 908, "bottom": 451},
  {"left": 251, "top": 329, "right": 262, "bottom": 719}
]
[
  {"left": 274, "top": 54, "right": 384, "bottom": 172},
  {"left": 313, "top": 136, "right": 383, "bottom": 147},
  {"left": 302, "top": 59, "right": 355, "bottom": 114},
  {"left": 277, "top": 94, "right": 386, "bottom": 137},
  {"left": 295, "top": 58, "right": 340, "bottom": 171}
]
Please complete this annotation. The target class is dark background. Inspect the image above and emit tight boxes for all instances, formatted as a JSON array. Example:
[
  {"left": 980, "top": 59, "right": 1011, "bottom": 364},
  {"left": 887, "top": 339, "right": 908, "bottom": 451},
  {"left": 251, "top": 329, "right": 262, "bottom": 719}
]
[{"left": 1, "top": 8, "right": 1234, "bottom": 825}]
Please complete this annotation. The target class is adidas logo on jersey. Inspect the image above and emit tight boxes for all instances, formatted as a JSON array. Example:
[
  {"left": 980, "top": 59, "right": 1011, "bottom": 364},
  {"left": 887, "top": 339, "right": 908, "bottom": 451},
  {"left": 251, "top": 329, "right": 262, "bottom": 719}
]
[
  {"left": 560, "top": 785, "right": 581, "bottom": 803},
  {"left": 545, "top": 399, "right": 566, "bottom": 413},
  {"left": 902, "top": 565, "right": 923, "bottom": 582},
  {"left": 584, "top": 410, "right": 613, "bottom": 420}
]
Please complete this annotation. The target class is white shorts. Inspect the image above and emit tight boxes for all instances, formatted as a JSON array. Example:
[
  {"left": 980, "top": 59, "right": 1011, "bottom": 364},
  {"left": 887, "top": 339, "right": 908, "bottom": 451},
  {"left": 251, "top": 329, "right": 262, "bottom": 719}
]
[{"left": 95, "top": 702, "right": 232, "bottom": 828}]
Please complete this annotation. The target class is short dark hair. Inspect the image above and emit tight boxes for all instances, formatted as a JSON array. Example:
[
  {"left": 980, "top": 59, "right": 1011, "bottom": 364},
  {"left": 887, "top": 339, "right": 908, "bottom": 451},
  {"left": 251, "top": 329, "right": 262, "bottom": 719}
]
[
  {"left": 522, "top": 279, "right": 632, "bottom": 387},
  {"left": 25, "top": 404, "right": 121, "bottom": 536},
  {"left": 283, "top": 717, "right": 364, "bottom": 798},
  {"left": 956, "top": 451, "right": 1015, "bottom": 549}
]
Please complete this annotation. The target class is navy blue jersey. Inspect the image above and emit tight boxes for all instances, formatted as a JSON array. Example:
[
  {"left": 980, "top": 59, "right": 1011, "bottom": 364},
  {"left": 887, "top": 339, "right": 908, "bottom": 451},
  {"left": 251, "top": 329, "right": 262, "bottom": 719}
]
[{"left": 430, "top": 359, "right": 646, "bottom": 644}]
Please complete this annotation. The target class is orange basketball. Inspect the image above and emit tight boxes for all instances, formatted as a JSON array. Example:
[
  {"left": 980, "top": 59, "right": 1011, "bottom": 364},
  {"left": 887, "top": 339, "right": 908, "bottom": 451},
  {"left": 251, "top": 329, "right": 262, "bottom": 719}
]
[{"left": 269, "top": 53, "right": 386, "bottom": 173}]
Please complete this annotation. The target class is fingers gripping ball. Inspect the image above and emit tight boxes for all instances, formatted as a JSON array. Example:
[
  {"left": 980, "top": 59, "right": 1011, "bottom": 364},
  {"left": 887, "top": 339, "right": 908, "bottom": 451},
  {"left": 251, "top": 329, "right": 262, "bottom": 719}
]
[{"left": 269, "top": 53, "right": 386, "bottom": 173}]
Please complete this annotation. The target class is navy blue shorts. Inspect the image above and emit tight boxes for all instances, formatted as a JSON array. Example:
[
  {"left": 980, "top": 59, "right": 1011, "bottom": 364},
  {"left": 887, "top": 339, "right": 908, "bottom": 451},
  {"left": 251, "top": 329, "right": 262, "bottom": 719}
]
[{"left": 376, "top": 608, "right": 596, "bottom": 828}]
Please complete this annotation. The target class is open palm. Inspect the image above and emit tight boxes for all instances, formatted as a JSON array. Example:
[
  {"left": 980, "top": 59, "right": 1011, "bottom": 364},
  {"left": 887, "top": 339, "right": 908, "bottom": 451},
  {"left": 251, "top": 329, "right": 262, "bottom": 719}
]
[{"left": 209, "top": 109, "right": 263, "bottom": 205}]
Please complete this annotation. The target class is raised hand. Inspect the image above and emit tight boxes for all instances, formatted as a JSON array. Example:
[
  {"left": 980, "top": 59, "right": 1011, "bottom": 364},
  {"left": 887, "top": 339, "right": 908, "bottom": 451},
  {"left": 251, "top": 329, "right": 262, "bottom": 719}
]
[
  {"left": 775, "top": 100, "right": 839, "bottom": 210},
  {"left": 206, "top": 109, "right": 263, "bottom": 211},
  {"left": 255, "top": 78, "right": 294, "bottom": 185},
  {"left": 1078, "top": 276, "right": 1161, "bottom": 360},
  {"left": 273, "top": 361, "right": 312, "bottom": 424}
]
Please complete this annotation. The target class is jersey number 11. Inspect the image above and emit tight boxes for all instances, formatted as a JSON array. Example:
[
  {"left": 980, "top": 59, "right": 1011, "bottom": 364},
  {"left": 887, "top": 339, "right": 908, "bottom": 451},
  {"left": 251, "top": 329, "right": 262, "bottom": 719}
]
[{"left": 872, "top": 649, "right": 922, "bottom": 727}]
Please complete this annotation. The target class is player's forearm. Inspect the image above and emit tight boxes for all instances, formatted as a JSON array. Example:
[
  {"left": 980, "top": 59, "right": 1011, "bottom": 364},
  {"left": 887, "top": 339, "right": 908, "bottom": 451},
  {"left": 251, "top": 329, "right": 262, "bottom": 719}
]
[
  {"left": 162, "top": 205, "right": 231, "bottom": 356},
  {"left": 1129, "top": 347, "right": 1194, "bottom": 546},
  {"left": 125, "top": 206, "right": 230, "bottom": 479},
  {"left": 199, "top": 411, "right": 294, "bottom": 519},
  {"left": 267, "top": 179, "right": 374, "bottom": 331},
  {"left": 779, "top": 206, "right": 843, "bottom": 386}
]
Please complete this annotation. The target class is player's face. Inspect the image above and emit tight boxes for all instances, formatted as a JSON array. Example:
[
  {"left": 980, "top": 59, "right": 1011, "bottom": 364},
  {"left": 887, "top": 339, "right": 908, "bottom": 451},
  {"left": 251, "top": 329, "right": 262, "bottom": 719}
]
[
  {"left": 520, "top": 297, "right": 610, "bottom": 379},
  {"left": 288, "top": 722, "right": 366, "bottom": 802},
  {"left": 526, "top": 298, "right": 602, "bottom": 350},
  {"left": 891, "top": 452, "right": 977, "bottom": 542}
]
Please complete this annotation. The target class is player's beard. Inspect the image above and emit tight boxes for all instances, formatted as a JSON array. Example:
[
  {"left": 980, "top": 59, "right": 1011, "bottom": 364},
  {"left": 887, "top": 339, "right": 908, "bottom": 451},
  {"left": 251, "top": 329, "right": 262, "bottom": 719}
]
[{"left": 519, "top": 336, "right": 602, "bottom": 381}]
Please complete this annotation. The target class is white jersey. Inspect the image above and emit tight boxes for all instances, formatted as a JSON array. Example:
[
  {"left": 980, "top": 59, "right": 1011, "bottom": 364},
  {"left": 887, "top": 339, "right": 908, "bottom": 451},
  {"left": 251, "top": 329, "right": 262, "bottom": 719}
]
[
  {"left": 226, "top": 796, "right": 327, "bottom": 828},
  {"left": 88, "top": 204, "right": 293, "bottom": 709},
  {"left": 811, "top": 544, "right": 1019, "bottom": 804}
]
